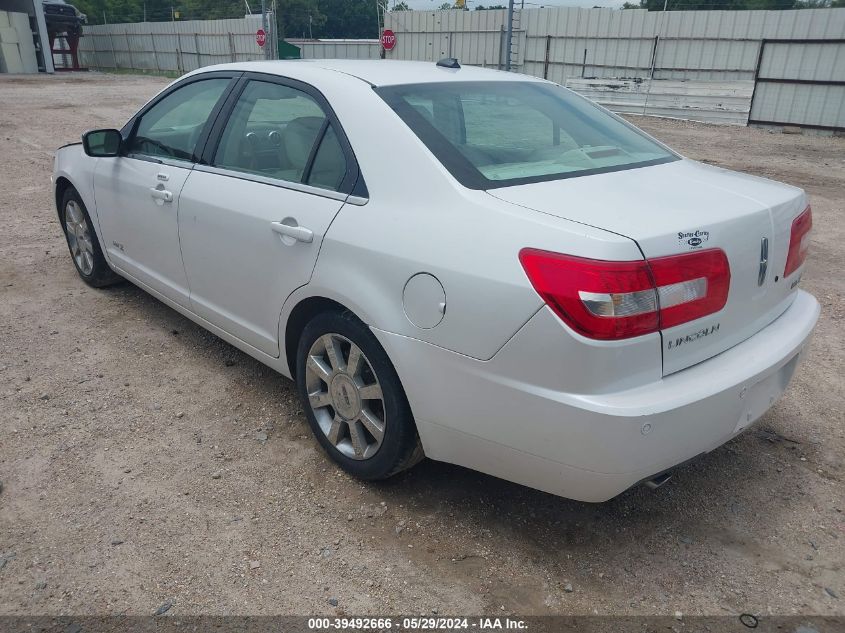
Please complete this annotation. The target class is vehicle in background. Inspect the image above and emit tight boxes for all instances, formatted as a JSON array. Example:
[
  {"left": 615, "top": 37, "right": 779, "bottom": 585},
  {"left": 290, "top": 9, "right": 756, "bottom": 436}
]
[{"left": 42, "top": 0, "right": 86, "bottom": 36}]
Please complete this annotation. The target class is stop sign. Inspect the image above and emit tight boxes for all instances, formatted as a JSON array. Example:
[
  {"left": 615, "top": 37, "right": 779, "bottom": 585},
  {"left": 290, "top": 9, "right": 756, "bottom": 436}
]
[
  {"left": 381, "top": 29, "right": 396, "bottom": 51},
  {"left": 256, "top": 29, "right": 266, "bottom": 48}
]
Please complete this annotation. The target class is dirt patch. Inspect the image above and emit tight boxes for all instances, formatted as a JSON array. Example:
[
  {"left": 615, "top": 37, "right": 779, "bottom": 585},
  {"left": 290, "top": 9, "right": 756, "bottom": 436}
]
[{"left": 0, "top": 73, "right": 843, "bottom": 617}]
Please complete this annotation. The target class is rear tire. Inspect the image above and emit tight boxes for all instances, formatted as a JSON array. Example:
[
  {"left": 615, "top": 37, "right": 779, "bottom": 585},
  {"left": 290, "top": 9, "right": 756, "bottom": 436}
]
[
  {"left": 61, "top": 188, "right": 121, "bottom": 288},
  {"left": 296, "top": 310, "right": 424, "bottom": 480}
]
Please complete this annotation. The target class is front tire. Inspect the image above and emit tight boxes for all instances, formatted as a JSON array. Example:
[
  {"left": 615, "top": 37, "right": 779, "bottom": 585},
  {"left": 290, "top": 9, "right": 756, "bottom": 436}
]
[
  {"left": 61, "top": 188, "right": 120, "bottom": 288},
  {"left": 296, "top": 310, "right": 423, "bottom": 480}
]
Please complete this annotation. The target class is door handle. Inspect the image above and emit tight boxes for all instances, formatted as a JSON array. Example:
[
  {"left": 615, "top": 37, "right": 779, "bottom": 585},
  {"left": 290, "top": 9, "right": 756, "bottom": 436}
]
[
  {"left": 150, "top": 187, "right": 173, "bottom": 203},
  {"left": 271, "top": 221, "right": 313, "bottom": 243}
]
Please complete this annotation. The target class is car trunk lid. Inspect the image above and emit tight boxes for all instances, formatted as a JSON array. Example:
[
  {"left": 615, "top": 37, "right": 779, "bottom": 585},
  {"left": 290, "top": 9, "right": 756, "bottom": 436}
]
[{"left": 489, "top": 159, "right": 808, "bottom": 375}]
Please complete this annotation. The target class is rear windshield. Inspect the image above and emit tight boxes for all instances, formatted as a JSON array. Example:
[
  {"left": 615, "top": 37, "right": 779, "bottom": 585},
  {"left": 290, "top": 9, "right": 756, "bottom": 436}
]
[{"left": 376, "top": 81, "right": 678, "bottom": 190}]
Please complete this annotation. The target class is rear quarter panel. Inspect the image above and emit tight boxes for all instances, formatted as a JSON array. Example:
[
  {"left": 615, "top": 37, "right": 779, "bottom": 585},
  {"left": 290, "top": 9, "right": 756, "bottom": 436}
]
[{"left": 300, "top": 73, "right": 646, "bottom": 361}]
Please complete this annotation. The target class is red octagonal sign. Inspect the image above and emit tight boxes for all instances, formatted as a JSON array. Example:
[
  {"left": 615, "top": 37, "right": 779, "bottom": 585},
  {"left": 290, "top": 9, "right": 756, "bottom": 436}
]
[
  {"left": 381, "top": 29, "right": 396, "bottom": 51},
  {"left": 256, "top": 28, "right": 266, "bottom": 48}
]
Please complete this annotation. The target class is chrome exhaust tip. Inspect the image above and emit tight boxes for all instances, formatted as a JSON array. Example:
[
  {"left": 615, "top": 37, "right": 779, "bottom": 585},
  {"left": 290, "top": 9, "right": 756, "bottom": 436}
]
[{"left": 643, "top": 471, "right": 672, "bottom": 489}]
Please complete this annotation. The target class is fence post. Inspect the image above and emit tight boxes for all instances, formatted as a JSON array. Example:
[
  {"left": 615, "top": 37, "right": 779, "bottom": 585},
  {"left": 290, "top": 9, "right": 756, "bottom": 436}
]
[
  {"left": 151, "top": 32, "right": 160, "bottom": 71},
  {"left": 228, "top": 32, "right": 236, "bottom": 62},
  {"left": 747, "top": 39, "right": 767, "bottom": 127},
  {"left": 498, "top": 25, "right": 505, "bottom": 70},
  {"left": 108, "top": 31, "right": 118, "bottom": 68},
  {"left": 581, "top": 48, "right": 587, "bottom": 78},
  {"left": 649, "top": 35, "right": 659, "bottom": 79},
  {"left": 194, "top": 33, "right": 200, "bottom": 69},
  {"left": 176, "top": 32, "right": 183, "bottom": 73},
  {"left": 125, "top": 31, "right": 134, "bottom": 69},
  {"left": 505, "top": 0, "right": 514, "bottom": 71},
  {"left": 543, "top": 35, "right": 551, "bottom": 80}
]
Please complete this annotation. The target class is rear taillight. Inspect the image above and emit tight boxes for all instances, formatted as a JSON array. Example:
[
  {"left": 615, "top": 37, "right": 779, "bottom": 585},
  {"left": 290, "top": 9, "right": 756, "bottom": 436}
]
[
  {"left": 784, "top": 205, "right": 812, "bottom": 278},
  {"left": 519, "top": 248, "right": 730, "bottom": 340}
]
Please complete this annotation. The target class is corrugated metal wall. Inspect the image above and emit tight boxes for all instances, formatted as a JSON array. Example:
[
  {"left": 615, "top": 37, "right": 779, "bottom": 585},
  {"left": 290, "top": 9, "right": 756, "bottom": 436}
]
[
  {"left": 78, "top": 17, "right": 270, "bottom": 72},
  {"left": 385, "top": 9, "right": 511, "bottom": 66},
  {"left": 383, "top": 8, "right": 845, "bottom": 130},
  {"left": 292, "top": 39, "right": 380, "bottom": 60},
  {"left": 76, "top": 9, "right": 845, "bottom": 129},
  {"left": 565, "top": 78, "right": 755, "bottom": 125},
  {"left": 749, "top": 39, "right": 845, "bottom": 129},
  {"left": 385, "top": 8, "right": 845, "bottom": 80}
]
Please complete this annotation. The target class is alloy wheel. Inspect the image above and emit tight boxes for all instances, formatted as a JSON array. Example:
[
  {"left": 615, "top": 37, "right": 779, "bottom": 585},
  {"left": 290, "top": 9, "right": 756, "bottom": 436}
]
[
  {"left": 304, "top": 333, "right": 386, "bottom": 460},
  {"left": 65, "top": 200, "right": 94, "bottom": 276}
]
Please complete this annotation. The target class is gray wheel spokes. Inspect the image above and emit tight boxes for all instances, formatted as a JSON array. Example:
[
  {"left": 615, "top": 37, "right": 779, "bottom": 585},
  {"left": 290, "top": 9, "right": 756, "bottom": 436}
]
[
  {"left": 66, "top": 200, "right": 82, "bottom": 226},
  {"left": 358, "top": 382, "right": 383, "bottom": 401},
  {"left": 358, "top": 408, "right": 384, "bottom": 443},
  {"left": 304, "top": 332, "right": 386, "bottom": 461},
  {"left": 327, "top": 414, "right": 344, "bottom": 445},
  {"left": 307, "top": 354, "right": 332, "bottom": 382},
  {"left": 322, "top": 334, "right": 345, "bottom": 372},
  {"left": 346, "top": 344, "right": 363, "bottom": 378},
  {"left": 348, "top": 419, "right": 367, "bottom": 458},
  {"left": 80, "top": 250, "right": 94, "bottom": 275},
  {"left": 65, "top": 201, "right": 94, "bottom": 275},
  {"left": 67, "top": 232, "right": 79, "bottom": 256},
  {"left": 308, "top": 390, "right": 332, "bottom": 410}
]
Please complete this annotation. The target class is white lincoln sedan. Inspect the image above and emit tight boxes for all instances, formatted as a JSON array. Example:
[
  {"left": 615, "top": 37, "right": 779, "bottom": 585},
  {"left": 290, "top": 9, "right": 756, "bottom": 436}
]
[{"left": 52, "top": 60, "right": 819, "bottom": 502}]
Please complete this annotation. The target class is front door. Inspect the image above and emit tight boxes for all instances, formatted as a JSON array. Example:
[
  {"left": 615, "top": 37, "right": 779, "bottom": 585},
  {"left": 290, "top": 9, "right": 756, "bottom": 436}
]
[
  {"left": 94, "top": 77, "right": 232, "bottom": 306},
  {"left": 178, "top": 77, "right": 358, "bottom": 357}
]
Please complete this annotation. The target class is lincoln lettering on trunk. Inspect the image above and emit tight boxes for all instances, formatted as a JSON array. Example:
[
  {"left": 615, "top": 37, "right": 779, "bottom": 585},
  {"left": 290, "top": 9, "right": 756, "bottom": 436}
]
[{"left": 667, "top": 323, "right": 721, "bottom": 350}]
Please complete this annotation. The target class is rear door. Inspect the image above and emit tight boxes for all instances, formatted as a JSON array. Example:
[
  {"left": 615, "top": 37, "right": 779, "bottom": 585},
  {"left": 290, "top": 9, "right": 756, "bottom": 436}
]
[
  {"left": 177, "top": 74, "right": 362, "bottom": 357},
  {"left": 94, "top": 74, "right": 235, "bottom": 306}
]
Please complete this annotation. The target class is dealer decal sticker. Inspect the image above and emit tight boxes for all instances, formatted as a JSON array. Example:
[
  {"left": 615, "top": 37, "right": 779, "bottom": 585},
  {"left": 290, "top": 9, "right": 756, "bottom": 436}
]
[{"left": 678, "top": 229, "right": 710, "bottom": 249}]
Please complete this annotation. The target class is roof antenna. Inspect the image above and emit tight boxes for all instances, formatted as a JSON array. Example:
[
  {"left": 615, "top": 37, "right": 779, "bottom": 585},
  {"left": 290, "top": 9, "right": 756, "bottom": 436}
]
[{"left": 436, "top": 58, "right": 460, "bottom": 69}]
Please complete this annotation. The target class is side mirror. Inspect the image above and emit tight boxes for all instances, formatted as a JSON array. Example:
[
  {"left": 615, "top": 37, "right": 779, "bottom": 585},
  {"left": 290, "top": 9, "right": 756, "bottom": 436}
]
[{"left": 82, "top": 129, "right": 122, "bottom": 157}]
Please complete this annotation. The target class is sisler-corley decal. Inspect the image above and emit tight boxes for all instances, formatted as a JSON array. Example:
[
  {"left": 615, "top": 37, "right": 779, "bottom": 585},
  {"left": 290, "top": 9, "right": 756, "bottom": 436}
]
[{"left": 678, "top": 229, "right": 710, "bottom": 250}]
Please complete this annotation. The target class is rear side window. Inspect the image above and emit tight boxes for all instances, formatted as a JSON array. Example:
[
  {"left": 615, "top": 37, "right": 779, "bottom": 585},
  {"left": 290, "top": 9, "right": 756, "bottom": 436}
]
[
  {"left": 213, "top": 80, "right": 346, "bottom": 191},
  {"left": 377, "top": 81, "right": 678, "bottom": 189},
  {"left": 307, "top": 125, "right": 347, "bottom": 191},
  {"left": 128, "top": 78, "right": 230, "bottom": 161}
]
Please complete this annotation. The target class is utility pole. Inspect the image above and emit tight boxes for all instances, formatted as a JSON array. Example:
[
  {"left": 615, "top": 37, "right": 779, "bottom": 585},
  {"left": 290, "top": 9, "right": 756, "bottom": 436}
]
[
  {"left": 505, "top": 0, "right": 514, "bottom": 72},
  {"left": 261, "top": 0, "right": 270, "bottom": 60}
]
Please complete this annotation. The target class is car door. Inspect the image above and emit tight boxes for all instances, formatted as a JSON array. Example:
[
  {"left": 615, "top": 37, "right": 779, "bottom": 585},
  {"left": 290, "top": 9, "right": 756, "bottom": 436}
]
[
  {"left": 177, "top": 74, "right": 363, "bottom": 357},
  {"left": 94, "top": 74, "right": 235, "bottom": 306}
]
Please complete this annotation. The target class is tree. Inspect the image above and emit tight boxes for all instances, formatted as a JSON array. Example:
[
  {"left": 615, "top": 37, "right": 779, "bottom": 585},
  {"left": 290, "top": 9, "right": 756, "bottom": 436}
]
[
  {"left": 277, "top": 0, "right": 325, "bottom": 38},
  {"left": 315, "top": 0, "right": 378, "bottom": 38},
  {"left": 438, "top": 2, "right": 453, "bottom": 8},
  {"left": 74, "top": 0, "right": 245, "bottom": 23},
  {"left": 392, "top": 1, "right": 411, "bottom": 10}
]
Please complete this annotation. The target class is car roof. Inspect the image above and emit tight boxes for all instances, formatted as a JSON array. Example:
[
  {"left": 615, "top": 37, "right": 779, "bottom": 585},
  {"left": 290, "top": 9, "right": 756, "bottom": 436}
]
[{"left": 194, "top": 59, "right": 545, "bottom": 88}]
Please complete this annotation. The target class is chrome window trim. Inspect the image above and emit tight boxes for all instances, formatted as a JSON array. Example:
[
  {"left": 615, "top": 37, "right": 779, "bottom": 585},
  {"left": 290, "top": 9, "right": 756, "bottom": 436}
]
[
  {"left": 345, "top": 195, "right": 369, "bottom": 207},
  {"left": 194, "top": 164, "right": 369, "bottom": 204},
  {"left": 121, "top": 153, "right": 195, "bottom": 169}
]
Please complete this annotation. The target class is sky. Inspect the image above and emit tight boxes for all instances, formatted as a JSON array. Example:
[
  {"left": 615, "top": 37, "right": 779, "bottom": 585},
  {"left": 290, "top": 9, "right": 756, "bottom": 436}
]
[{"left": 404, "top": 0, "right": 630, "bottom": 9}]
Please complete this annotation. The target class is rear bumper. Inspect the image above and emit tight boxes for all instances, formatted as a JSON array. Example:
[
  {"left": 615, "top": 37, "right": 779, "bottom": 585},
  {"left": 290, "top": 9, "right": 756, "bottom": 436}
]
[{"left": 374, "top": 289, "right": 819, "bottom": 502}]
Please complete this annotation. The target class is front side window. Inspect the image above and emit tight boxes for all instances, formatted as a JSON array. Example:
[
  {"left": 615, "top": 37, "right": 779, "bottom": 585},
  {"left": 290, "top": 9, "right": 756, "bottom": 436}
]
[
  {"left": 128, "top": 78, "right": 230, "bottom": 161},
  {"left": 377, "top": 81, "right": 678, "bottom": 189},
  {"left": 213, "top": 80, "right": 347, "bottom": 191}
]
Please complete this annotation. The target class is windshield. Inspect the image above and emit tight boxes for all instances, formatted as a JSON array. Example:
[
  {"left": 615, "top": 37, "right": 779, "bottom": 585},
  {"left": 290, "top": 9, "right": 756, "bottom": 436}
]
[{"left": 376, "top": 81, "right": 678, "bottom": 190}]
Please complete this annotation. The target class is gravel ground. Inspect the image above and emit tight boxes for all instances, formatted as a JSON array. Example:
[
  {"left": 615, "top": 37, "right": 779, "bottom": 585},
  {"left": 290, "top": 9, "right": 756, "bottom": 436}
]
[{"left": 0, "top": 72, "right": 843, "bottom": 617}]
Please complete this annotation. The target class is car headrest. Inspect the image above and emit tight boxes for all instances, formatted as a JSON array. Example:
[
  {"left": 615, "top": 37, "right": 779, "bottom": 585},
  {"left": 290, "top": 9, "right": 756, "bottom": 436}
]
[{"left": 284, "top": 116, "right": 324, "bottom": 170}]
